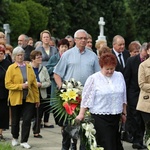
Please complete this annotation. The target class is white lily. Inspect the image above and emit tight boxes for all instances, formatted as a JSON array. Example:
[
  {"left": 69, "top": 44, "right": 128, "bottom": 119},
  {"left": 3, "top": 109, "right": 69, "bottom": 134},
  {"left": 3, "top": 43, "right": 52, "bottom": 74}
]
[
  {"left": 62, "top": 83, "right": 67, "bottom": 89},
  {"left": 77, "top": 81, "right": 82, "bottom": 86},
  {"left": 67, "top": 82, "right": 73, "bottom": 89},
  {"left": 70, "top": 78, "right": 75, "bottom": 81},
  {"left": 82, "top": 122, "right": 104, "bottom": 150},
  {"left": 82, "top": 122, "right": 99, "bottom": 149}
]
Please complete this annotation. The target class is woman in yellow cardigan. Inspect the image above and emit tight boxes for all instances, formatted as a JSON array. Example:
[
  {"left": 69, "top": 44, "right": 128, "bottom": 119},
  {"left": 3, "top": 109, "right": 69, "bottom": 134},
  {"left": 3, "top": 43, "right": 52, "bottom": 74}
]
[{"left": 5, "top": 46, "right": 40, "bottom": 149}]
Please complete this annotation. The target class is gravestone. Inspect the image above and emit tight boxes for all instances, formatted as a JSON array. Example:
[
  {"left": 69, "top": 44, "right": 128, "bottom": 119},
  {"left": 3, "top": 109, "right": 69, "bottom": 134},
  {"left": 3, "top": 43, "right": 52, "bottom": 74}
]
[
  {"left": 3, "top": 24, "right": 10, "bottom": 44},
  {"left": 97, "top": 17, "right": 106, "bottom": 41}
]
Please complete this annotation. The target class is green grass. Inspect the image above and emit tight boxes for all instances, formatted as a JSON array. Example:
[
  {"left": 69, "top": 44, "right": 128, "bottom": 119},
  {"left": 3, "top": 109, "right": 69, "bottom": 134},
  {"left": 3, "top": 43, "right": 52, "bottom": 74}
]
[{"left": 0, "top": 143, "right": 15, "bottom": 150}]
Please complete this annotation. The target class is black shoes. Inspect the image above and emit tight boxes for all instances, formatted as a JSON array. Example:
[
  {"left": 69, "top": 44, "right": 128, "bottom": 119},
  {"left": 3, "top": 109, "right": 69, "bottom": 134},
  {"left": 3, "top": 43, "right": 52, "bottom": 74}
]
[
  {"left": 44, "top": 124, "right": 54, "bottom": 128},
  {"left": 40, "top": 124, "right": 54, "bottom": 128},
  {"left": 34, "top": 134, "right": 43, "bottom": 138},
  {"left": 132, "top": 143, "right": 147, "bottom": 149},
  {"left": 121, "top": 131, "right": 133, "bottom": 143}
]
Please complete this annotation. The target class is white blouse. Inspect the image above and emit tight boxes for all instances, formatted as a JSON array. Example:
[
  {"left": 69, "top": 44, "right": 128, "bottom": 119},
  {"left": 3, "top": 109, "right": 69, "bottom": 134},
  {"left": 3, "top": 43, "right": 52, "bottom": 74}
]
[{"left": 81, "top": 71, "right": 127, "bottom": 115}]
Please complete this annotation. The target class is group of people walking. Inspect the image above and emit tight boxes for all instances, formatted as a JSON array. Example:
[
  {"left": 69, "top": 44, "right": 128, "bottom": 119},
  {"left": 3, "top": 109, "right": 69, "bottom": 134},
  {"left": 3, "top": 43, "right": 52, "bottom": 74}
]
[{"left": 0, "top": 29, "right": 150, "bottom": 150}]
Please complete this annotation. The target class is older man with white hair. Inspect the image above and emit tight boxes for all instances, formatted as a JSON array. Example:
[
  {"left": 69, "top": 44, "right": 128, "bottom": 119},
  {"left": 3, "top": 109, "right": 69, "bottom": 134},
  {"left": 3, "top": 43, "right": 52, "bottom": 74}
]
[{"left": 54, "top": 29, "right": 100, "bottom": 150}]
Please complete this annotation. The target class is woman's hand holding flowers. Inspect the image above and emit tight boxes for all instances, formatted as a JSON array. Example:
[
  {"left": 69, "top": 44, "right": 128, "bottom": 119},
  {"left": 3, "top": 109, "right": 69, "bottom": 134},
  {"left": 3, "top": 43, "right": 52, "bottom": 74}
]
[
  {"left": 121, "top": 113, "right": 127, "bottom": 123},
  {"left": 76, "top": 114, "right": 84, "bottom": 121}
]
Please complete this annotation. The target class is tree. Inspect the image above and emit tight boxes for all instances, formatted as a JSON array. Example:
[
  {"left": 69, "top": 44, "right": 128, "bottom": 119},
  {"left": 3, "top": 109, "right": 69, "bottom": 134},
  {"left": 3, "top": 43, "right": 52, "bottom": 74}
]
[
  {"left": 124, "top": 0, "right": 136, "bottom": 47},
  {"left": 68, "top": 0, "right": 100, "bottom": 43},
  {"left": 33, "top": 0, "right": 71, "bottom": 38},
  {"left": 21, "top": 0, "right": 49, "bottom": 40},
  {"left": 6, "top": 2, "right": 30, "bottom": 45},
  {"left": 99, "top": 0, "right": 127, "bottom": 47},
  {"left": 0, "top": 0, "right": 10, "bottom": 31},
  {"left": 6, "top": 0, "right": 149, "bottom": 47},
  {"left": 127, "top": 0, "right": 150, "bottom": 43}
]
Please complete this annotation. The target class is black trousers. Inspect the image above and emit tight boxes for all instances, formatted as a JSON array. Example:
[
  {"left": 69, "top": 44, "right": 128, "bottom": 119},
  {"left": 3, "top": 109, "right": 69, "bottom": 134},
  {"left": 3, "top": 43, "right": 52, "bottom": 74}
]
[
  {"left": 141, "top": 111, "right": 150, "bottom": 123},
  {"left": 11, "top": 101, "right": 35, "bottom": 143},
  {"left": 141, "top": 111, "right": 150, "bottom": 140},
  {"left": 92, "top": 114, "right": 121, "bottom": 150},
  {"left": 0, "top": 98, "right": 9, "bottom": 129},
  {"left": 33, "top": 99, "right": 44, "bottom": 134},
  {"left": 125, "top": 105, "right": 145, "bottom": 144},
  {"left": 41, "top": 87, "right": 51, "bottom": 123}
]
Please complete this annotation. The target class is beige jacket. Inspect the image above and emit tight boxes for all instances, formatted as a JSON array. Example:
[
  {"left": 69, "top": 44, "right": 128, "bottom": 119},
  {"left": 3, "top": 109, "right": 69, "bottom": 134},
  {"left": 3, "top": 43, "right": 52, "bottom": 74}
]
[
  {"left": 137, "top": 58, "right": 150, "bottom": 113},
  {"left": 38, "top": 65, "right": 51, "bottom": 99},
  {"left": 29, "top": 63, "right": 51, "bottom": 99}
]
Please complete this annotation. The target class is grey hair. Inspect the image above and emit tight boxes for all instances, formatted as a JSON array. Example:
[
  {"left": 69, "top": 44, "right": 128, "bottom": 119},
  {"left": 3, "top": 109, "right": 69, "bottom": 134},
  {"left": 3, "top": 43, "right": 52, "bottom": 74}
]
[
  {"left": 112, "top": 35, "right": 124, "bottom": 45},
  {"left": 34, "top": 41, "right": 42, "bottom": 48},
  {"left": 19, "top": 34, "right": 29, "bottom": 41},
  {"left": 65, "top": 35, "right": 74, "bottom": 39},
  {"left": 74, "top": 29, "right": 88, "bottom": 38},
  {"left": 12, "top": 46, "right": 25, "bottom": 60},
  {"left": 140, "top": 42, "right": 148, "bottom": 52}
]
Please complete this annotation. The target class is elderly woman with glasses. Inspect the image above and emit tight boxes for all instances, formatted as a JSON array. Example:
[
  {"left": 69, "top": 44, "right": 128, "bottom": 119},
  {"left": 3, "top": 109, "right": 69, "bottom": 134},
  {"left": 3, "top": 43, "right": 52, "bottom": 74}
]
[
  {"left": 29, "top": 50, "right": 51, "bottom": 138},
  {"left": 0, "top": 46, "right": 11, "bottom": 141},
  {"left": 5, "top": 46, "right": 40, "bottom": 149}
]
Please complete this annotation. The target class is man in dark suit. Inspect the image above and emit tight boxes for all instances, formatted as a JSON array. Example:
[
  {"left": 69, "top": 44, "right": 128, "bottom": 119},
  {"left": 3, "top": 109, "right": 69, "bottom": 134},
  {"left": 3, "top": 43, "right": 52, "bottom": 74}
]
[
  {"left": 124, "top": 43, "right": 148, "bottom": 149},
  {"left": 112, "top": 35, "right": 130, "bottom": 150},
  {"left": 112, "top": 35, "right": 130, "bottom": 74}
]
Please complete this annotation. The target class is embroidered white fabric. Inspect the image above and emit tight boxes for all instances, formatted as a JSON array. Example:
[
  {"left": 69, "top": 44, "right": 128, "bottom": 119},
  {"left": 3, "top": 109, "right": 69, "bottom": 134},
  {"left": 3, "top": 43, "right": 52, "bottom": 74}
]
[{"left": 81, "top": 71, "right": 127, "bottom": 115}]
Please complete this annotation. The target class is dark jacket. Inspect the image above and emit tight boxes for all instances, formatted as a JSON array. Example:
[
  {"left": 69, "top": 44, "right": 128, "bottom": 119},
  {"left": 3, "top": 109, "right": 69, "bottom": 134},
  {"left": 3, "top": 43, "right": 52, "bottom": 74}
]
[
  {"left": 0, "top": 59, "right": 11, "bottom": 99},
  {"left": 23, "top": 45, "right": 34, "bottom": 61},
  {"left": 112, "top": 49, "right": 130, "bottom": 74},
  {"left": 124, "top": 54, "right": 141, "bottom": 106}
]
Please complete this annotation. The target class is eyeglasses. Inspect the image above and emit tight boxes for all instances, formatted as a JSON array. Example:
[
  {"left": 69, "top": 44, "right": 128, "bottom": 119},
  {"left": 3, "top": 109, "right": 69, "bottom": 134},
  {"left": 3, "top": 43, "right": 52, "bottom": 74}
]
[{"left": 75, "top": 37, "right": 87, "bottom": 40}]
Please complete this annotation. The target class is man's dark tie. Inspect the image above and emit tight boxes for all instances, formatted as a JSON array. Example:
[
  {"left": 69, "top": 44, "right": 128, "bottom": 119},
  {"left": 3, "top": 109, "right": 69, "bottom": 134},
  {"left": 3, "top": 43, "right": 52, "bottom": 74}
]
[{"left": 118, "top": 53, "right": 123, "bottom": 68}]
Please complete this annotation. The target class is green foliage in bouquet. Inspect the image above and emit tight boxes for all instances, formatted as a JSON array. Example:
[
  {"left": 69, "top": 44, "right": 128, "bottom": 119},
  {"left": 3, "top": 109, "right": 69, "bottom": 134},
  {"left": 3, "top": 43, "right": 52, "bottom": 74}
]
[{"left": 51, "top": 78, "right": 83, "bottom": 125}]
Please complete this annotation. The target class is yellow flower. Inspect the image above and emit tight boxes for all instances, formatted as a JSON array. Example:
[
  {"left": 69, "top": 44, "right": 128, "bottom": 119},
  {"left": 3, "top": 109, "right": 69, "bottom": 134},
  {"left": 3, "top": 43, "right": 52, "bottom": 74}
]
[
  {"left": 66, "top": 89, "right": 77, "bottom": 100},
  {"left": 60, "top": 92, "right": 68, "bottom": 101}
]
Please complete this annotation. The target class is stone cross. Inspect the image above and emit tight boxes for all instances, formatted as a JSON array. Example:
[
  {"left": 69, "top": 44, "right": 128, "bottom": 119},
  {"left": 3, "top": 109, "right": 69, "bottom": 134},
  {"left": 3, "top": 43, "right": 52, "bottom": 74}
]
[
  {"left": 3, "top": 24, "right": 11, "bottom": 44},
  {"left": 97, "top": 17, "right": 106, "bottom": 41}
]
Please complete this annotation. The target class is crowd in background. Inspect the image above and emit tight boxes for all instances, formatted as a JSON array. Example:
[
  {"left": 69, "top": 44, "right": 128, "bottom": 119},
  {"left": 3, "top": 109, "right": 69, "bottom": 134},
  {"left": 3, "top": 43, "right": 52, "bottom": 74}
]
[{"left": 0, "top": 29, "right": 150, "bottom": 150}]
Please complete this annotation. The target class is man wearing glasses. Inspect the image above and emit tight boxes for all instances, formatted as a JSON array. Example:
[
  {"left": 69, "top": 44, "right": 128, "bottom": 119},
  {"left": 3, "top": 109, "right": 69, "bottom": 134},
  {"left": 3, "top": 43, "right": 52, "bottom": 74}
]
[{"left": 54, "top": 29, "right": 100, "bottom": 150}]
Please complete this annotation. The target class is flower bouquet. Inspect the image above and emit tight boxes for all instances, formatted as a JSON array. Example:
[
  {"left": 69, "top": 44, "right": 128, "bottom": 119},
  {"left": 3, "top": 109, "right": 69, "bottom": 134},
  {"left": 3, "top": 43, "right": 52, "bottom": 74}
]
[
  {"left": 52, "top": 78, "right": 103, "bottom": 150},
  {"left": 80, "top": 112, "right": 104, "bottom": 150},
  {"left": 52, "top": 78, "right": 83, "bottom": 125}
]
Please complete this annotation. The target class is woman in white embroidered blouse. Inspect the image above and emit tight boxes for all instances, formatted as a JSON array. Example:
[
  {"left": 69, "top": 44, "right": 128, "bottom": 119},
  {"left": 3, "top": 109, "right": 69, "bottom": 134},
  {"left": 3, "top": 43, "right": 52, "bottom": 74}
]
[{"left": 76, "top": 53, "right": 127, "bottom": 150}]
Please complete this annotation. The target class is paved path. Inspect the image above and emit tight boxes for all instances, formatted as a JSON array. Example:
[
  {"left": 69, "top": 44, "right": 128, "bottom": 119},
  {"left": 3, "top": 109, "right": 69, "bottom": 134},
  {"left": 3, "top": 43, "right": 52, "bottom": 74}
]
[{"left": 3, "top": 115, "right": 135, "bottom": 150}]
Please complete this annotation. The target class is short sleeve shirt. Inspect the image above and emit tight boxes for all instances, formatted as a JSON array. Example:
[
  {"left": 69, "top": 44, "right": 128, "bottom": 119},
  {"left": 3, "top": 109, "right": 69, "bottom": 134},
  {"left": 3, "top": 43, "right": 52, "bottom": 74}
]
[{"left": 53, "top": 46, "right": 100, "bottom": 85}]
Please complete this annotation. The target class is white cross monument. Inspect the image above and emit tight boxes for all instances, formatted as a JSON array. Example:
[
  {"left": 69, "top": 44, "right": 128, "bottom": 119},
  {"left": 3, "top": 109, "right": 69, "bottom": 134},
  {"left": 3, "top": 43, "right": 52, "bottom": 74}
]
[{"left": 97, "top": 17, "right": 106, "bottom": 41}]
